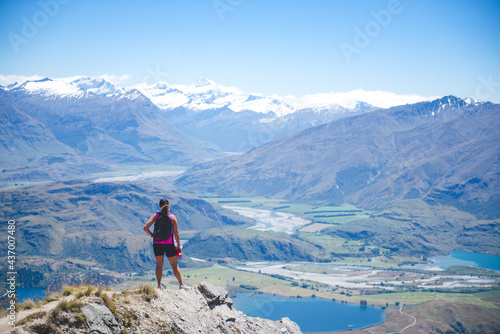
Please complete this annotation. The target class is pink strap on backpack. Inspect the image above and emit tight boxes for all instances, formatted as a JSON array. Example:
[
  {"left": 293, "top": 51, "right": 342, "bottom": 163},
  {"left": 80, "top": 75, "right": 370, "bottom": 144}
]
[{"left": 153, "top": 213, "right": 174, "bottom": 244}]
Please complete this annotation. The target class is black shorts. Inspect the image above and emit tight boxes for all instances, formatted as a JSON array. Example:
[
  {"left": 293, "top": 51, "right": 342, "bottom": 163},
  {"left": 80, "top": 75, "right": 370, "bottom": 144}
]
[{"left": 153, "top": 243, "right": 177, "bottom": 258}]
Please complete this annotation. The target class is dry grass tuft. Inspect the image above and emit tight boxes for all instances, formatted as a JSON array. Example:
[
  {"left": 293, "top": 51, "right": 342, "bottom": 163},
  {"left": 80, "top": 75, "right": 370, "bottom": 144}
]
[
  {"left": 101, "top": 294, "right": 117, "bottom": 315},
  {"left": 18, "top": 298, "right": 36, "bottom": 310},
  {"left": 55, "top": 299, "right": 83, "bottom": 313},
  {"left": 61, "top": 285, "right": 74, "bottom": 296},
  {"left": 137, "top": 284, "right": 158, "bottom": 302}
]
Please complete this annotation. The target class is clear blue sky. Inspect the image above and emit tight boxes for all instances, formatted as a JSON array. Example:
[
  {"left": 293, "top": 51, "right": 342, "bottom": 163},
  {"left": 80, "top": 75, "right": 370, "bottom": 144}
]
[{"left": 1, "top": 0, "right": 499, "bottom": 102}]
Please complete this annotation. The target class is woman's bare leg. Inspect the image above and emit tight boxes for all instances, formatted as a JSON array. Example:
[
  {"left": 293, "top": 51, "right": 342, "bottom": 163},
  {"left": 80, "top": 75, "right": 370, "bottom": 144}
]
[
  {"left": 167, "top": 255, "right": 183, "bottom": 286},
  {"left": 155, "top": 255, "right": 164, "bottom": 288}
]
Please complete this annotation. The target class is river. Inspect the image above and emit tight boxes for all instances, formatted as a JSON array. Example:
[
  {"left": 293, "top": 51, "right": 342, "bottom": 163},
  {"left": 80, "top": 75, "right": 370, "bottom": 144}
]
[{"left": 221, "top": 206, "right": 310, "bottom": 234}]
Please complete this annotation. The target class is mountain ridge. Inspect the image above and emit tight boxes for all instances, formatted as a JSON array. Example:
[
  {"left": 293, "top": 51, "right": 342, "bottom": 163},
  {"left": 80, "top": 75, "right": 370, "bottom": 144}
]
[
  {"left": 174, "top": 96, "right": 499, "bottom": 220},
  {"left": 1, "top": 76, "right": 454, "bottom": 154},
  {"left": 133, "top": 77, "right": 439, "bottom": 114}
]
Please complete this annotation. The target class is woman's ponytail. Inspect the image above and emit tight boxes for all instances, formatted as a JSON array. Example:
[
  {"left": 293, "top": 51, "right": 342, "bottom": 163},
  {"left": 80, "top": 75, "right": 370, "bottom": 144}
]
[
  {"left": 159, "top": 198, "right": 170, "bottom": 215},
  {"left": 161, "top": 203, "right": 169, "bottom": 215}
]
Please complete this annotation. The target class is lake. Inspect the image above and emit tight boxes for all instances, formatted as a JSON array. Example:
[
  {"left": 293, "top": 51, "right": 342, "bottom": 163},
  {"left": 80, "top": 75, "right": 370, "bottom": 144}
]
[
  {"left": 410, "top": 250, "right": 500, "bottom": 271},
  {"left": 231, "top": 292, "right": 384, "bottom": 333},
  {"left": 450, "top": 251, "right": 500, "bottom": 271},
  {"left": 3, "top": 287, "right": 46, "bottom": 309},
  {"left": 17, "top": 287, "right": 45, "bottom": 303}
]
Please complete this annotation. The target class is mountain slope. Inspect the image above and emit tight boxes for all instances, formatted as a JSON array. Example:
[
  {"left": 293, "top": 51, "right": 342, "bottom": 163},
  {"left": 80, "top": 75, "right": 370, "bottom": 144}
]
[
  {"left": 175, "top": 97, "right": 500, "bottom": 220},
  {"left": 0, "top": 89, "right": 74, "bottom": 164},
  {"left": 0, "top": 88, "right": 112, "bottom": 185},
  {"left": 324, "top": 199, "right": 500, "bottom": 256},
  {"left": 3, "top": 77, "right": 223, "bottom": 168},
  {"left": 0, "top": 180, "right": 252, "bottom": 271},
  {"left": 183, "top": 229, "right": 321, "bottom": 261}
]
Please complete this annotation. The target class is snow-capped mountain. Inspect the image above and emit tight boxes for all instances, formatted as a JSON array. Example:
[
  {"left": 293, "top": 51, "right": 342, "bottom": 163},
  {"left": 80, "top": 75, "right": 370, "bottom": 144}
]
[
  {"left": 132, "top": 78, "right": 382, "bottom": 151},
  {"left": 1, "top": 73, "right": 492, "bottom": 189},
  {"left": 11, "top": 76, "right": 128, "bottom": 98},
  {"left": 133, "top": 77, "right": 297, "bottom": 117},
  {"left": 133, "top": 77, "right": 446, "bottom": 118},
  {"left": 5, "top": 75, "right": 478, "bottom": 154},
  {"left": 1, "top": 77, "right": 224, "bottom": 183}
]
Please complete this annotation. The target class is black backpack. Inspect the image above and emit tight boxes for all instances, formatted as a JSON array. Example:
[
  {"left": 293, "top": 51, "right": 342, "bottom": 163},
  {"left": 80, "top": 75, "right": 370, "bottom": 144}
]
[{"left": 153, "top": 213, "right": 173, "bottom": 241}]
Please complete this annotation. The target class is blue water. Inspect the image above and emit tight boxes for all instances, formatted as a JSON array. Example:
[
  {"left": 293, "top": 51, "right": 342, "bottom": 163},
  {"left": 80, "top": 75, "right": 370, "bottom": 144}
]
[
  {"left": 450, "top": 251, "right": 500, "bottom": 271},
  {"left": 17, "top": 287, "right": 45, "bottom": 303},
  {"left": 410, "top": 251, "right": 500, "bottom": 271},
  {"left": 4, "top": 287, "right": 46, "bottom": 309},
  {"left": 232, "top": 292, "right": 384, "bottom": 333}
]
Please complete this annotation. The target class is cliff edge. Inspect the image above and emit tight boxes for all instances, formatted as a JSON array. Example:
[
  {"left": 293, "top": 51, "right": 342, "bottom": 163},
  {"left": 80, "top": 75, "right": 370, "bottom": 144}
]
[{"left": 4, "top": 282, "right": 302, "bottom": 334}]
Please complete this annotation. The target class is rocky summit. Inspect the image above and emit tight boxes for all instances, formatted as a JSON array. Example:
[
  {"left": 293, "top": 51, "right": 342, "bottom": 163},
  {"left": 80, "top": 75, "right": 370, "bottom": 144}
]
[{"left": 4, "top": 282, "right": 301, "bottom": 334}]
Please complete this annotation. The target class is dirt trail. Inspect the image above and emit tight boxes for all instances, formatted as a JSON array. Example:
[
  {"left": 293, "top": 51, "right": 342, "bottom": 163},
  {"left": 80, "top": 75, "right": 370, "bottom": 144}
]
[
  {"left": 399, "top": 304, "right": 417, "bottom": 332},
  {"left": 0, "top": 295, "right": 74, "bottom": 333}
]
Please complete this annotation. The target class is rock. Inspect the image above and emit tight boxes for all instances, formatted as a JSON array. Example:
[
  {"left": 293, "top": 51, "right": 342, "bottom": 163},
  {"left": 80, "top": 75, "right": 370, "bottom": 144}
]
[
  {"left": 224, "top": 297, "right": 234, "bottom": 307},
  {"left": 197, "top": 281, "right": 230, "bottom": 307},
  {"left": 81, "top": 302, "right": 121, "bottom": 334},
  {"left": 58, "top": 311, "right": 73, "bottom": 325}
]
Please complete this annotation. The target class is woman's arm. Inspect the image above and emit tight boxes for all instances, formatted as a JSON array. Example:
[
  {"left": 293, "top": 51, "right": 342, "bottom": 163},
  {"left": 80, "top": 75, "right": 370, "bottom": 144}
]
[
  {"left": 171, "top": 214, "right": 181, "bottom": 249},
  {"left": 143, "top": 214, "right": 156, "bottom": 237}
]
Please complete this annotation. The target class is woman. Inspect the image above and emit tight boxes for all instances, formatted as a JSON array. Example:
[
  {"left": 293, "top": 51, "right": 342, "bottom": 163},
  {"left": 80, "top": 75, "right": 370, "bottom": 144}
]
[{"left": 143, "top": 198, "right": 190, "bottom": 290}]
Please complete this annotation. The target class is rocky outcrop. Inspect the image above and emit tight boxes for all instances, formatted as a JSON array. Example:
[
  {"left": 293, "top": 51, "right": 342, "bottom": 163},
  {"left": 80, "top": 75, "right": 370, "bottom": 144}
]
[
  {"left": 127, "top": 282, "right": 301, "bottom": 333},
  {"left": 6, "top": 282, "right": 302, "bottom": 334},
  {"left": 197, "top": 281, "right": 234, "bottom": 308},
  {"left": 81, "top": 303, "right": 121, "bottom": 334}
]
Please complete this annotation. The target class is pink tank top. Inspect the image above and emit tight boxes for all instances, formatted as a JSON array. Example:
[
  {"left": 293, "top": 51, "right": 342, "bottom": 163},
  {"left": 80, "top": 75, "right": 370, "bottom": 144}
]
[{"left": 153, "top": 213, "right": 174, "bottom": 244}]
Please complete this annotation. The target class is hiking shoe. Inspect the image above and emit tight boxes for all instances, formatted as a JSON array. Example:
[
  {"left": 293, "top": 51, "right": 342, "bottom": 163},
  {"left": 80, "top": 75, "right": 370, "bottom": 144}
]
[{"left": 179, "top": 284, "right": 191, "bottom": 290}]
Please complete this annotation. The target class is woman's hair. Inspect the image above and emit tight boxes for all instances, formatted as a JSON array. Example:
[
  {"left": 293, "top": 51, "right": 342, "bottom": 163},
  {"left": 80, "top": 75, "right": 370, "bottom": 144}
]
[{"left": 159, "top": 198, "right": 169, "bottom": 215}]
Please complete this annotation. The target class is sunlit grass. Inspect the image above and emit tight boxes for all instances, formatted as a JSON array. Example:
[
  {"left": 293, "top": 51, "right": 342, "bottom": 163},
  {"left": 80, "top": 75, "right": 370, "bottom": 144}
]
[
  {"left": 101, "top": 293, "right": 117, "bottom": 315},
  {"left": 18, "top": 298, "right": 36, "bottom": 310},
  {"left": 61, "top": 285, "right": 74, "bottom": 296},
  {"left": 137, "top": 284, "right": 158, "bottom": 302},
  {"left": 55, "top": 299, "right": 83, "bottom": 313}
]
